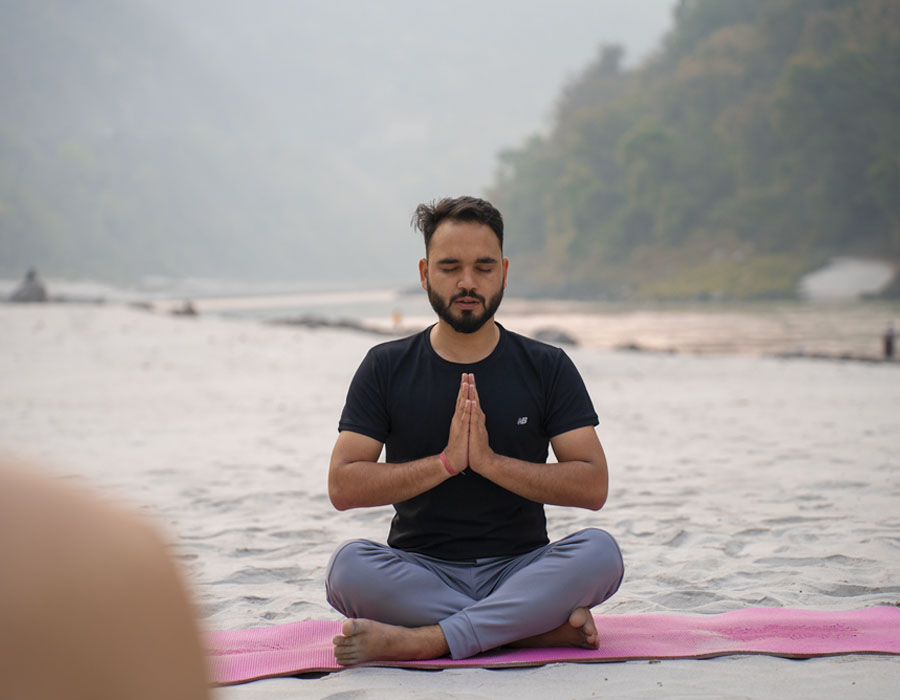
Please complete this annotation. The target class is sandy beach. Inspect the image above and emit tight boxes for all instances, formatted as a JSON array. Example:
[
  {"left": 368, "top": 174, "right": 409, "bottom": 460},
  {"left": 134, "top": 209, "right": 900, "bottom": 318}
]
[{"left": 1, "top": 303, "right": 898, "bottom": 698}]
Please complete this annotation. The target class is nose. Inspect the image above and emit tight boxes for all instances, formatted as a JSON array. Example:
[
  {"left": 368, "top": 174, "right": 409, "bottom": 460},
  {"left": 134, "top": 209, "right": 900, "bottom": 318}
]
[{"left": 458, "top": 266, "right": 476, "bottom": 291}]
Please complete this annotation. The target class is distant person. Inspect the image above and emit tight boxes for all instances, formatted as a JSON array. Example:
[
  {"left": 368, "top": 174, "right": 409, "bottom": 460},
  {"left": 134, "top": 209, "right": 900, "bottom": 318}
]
[
  {"left": 9, "top": 267, "right": 48, "bottom": 302},
  {"left": 885, "top": 323, "right": 895, "bottom": 360},
  {"left": 0, "top": 454, "right": 210, "bottom": 700},
  {"left": 326, "top": 196, "right": 623, "bottom": 665}
]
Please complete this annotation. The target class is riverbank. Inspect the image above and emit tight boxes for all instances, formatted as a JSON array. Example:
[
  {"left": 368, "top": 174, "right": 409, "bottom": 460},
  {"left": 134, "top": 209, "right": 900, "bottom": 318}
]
[{"left": 1, "top": 304, "right": 899, "bottom": 698}]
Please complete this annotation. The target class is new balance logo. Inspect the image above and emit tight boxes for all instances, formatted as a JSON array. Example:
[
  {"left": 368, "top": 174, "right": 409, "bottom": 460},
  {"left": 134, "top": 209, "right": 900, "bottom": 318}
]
[{"left": 517, "top": 416, "right": 528, "bottom": 426}]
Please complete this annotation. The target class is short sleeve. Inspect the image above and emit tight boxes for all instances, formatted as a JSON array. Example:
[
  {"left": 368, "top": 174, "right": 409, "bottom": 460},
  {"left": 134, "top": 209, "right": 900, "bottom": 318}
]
[
  {"left": 338, "top": 348, "right": 390, "bottom": 443},
  {"left": 543, "top": 350, "right": 599, "bottom": 438}
]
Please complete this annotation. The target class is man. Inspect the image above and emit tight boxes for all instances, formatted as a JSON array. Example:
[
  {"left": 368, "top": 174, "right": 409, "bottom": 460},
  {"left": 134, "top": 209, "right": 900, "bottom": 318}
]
[{"left": 326, "top": 196, "right": 623, "bottom": 664}]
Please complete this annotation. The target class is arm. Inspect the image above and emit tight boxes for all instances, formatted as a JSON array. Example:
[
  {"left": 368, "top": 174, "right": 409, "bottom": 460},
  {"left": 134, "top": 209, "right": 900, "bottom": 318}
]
[
  {"left": 328, "top": 373, "right": 472, "bottom": 510},
  {"left": 466, "top": 375, "right": 608, "bottom": 510}
]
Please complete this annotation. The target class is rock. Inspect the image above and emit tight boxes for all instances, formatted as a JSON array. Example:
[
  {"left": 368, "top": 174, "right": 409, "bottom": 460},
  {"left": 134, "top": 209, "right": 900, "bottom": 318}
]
[
  {"left": 172, "top": 300, "right": 198, "bottom": 316},
  {"left": 9, "top": 268, "right": 48, "bottom": 303},
  {"left": 532, "top": 327, "right": 578, "bottom": 346}
]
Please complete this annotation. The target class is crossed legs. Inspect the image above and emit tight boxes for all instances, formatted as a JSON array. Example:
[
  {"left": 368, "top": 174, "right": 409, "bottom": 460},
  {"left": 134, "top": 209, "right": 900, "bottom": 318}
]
[{"left": 325, "top": 528, "right": 624, "bottom": 663}]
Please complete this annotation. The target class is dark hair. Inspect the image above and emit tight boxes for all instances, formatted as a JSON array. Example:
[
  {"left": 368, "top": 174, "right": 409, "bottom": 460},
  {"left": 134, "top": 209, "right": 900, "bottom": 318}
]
[{"left": 411, "top": 196, "right": 504, "bottom": 251}]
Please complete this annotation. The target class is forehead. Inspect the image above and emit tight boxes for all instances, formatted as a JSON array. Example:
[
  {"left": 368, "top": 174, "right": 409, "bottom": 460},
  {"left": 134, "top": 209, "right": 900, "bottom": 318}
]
[{"left": 428, "top": 220, "right": 502, "bottom": 259}]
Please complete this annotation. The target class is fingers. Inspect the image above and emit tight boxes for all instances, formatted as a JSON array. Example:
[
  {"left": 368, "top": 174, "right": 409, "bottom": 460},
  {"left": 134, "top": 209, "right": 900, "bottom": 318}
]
[
  {"left": 466, "top": 373, "right": 494, "bottom": 475},
  {"left": 447, "top": 374, "right": 485, "bottom": 475},
  {"left": 465, "top": 374, "right": 485, "bottom": 426},
  {"left": 445, "top": 374, "right": 471, "bottom": 473},
  {"left": 455, "top": 372, "right": 468, "bottom": 413},
  {"left": 451, "top": 375, "right": 471, "bottom": 427},
  {"left": 457, "top": 374, "right": 483, "bottom": 418},
  {"left": 468, "top": 374, "right": 482, "bottom": 413}
]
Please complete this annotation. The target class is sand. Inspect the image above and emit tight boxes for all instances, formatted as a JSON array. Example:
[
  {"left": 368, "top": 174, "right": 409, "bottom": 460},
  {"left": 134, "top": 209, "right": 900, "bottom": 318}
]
[{"left": 1, "top": 303, "right": 898, "bottom": 699}]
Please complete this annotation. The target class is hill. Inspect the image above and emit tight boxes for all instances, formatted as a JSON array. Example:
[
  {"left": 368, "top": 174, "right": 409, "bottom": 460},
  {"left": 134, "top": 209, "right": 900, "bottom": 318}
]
[
  {"left": 489, "top": 0, "right": 900, "bottom": 300},
  {"left": 0, "top": 0, "right": 350, "bottom": 281}
]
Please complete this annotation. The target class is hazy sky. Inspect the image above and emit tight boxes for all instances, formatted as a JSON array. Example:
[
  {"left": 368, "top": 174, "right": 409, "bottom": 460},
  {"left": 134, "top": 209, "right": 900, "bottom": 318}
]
[
  {"left": 3, "top": 1, "right": 679, "bottom": 285},
  {"left": 158, "top": 0, "right": 677, "bottom": 193},
  {"left": 193, "top": 0, "right": 680, "bottom": 282}
]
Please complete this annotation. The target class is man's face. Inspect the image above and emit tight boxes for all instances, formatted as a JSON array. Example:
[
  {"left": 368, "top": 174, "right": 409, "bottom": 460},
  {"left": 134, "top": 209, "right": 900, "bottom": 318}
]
[{"left": 419, "top": 219, "right": 508, "bottom": 334}]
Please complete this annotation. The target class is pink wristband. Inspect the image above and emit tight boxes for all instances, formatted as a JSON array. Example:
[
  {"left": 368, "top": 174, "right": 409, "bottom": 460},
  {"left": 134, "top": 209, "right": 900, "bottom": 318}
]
[{"left": 439, "top": 451, "right": 458, "bottom": 476}]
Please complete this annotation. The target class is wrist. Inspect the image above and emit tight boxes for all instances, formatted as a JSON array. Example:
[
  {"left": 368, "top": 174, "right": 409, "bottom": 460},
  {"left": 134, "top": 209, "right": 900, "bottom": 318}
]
[
  {"left": 439, "top": 451, "right": 459, "bottom": 476},
  {"left": 476, "top": 449, "right": 499, "bottom": 476}
]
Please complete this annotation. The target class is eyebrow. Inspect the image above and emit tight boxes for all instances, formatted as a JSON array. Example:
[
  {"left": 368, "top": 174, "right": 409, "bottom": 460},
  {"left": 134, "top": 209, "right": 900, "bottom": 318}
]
[{"left": 435, "top": 256, "right": 499, "bottom": 265}]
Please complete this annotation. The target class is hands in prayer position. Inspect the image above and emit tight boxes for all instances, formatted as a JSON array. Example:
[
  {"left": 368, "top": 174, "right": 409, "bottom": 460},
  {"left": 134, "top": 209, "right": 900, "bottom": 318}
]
[{"left": 444, "top": 373, "right": 494, "bottom": 476}]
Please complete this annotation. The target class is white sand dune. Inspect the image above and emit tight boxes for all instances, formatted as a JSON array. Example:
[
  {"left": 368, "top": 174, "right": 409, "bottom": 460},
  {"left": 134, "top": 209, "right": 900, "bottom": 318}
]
[{"left": 1, "top": 304, "right": 898, "bottom": 699}]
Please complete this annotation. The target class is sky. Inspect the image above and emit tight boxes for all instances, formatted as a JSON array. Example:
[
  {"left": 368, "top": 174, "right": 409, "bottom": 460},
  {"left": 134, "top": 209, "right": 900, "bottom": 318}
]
[
  {"left": 158, "top": 1, "right": 677, "bottom": 198},
  {"left": 2, "top": 0, "right": 678, "bottom": 285}
]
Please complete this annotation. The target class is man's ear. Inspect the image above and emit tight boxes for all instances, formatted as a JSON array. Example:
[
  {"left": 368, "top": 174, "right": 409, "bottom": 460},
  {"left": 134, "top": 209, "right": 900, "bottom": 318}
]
[
  {"left": 419, "top": 258, "right": 428, "bottom": 291},
  {"left": 502, "top": 257, "right": 509, "bottom": 289}
]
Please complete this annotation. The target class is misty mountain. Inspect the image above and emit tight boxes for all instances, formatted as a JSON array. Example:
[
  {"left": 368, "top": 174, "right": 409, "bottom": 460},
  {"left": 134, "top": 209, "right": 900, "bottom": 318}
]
[
  {"left": 0, "top": 0, "right": 378, "bottom": 281},
  {"left": 0, "top": 0, "right": 674, "bottom": 285}
]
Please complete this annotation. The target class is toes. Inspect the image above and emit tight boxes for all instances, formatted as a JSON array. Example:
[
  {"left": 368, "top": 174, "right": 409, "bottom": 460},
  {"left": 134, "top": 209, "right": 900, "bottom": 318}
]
[
  {"left": 568, "top": 607, "right": 590, "bottom": 628},
  {"left": 568, "top": 607, "right": 598, "bottom": 647},
  {"left": 333, "top": 641, "right": 359, "bottom": 666}
]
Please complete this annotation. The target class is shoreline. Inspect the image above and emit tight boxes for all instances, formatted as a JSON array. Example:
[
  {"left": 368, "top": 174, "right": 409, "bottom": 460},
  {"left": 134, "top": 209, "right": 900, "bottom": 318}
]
[{"left": 4, "top": 297, "right": 897, "bottom": 365}]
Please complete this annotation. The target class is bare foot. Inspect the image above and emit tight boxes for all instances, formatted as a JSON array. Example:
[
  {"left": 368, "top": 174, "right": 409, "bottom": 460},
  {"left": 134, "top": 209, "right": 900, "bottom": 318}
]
[
  {"left": 510, "top": 607, "right": 599, "bottom": 650},
  {"left": 331, "top": 619, "right": 450, "bottom": 665}
]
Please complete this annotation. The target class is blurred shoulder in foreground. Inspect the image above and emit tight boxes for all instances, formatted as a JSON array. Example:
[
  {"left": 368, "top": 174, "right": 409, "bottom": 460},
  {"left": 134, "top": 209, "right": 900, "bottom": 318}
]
[{"left": 0, "top": 454, "right": 210, "bottom": 700}]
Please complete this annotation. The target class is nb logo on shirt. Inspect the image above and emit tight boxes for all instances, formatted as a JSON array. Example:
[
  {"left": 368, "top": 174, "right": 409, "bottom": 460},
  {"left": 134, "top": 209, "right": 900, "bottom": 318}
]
[{"left": 517, "top": 416, "right": 528, "bottom": 426}]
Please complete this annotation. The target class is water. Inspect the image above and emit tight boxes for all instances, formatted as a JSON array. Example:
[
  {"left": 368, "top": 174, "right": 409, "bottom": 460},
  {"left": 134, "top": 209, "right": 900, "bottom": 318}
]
[
  {"left": 167, "top": 289, "right": 900, "bottom": 360},
  {"left": 3, "top": 276, "right": 898, "bottom": 359}
]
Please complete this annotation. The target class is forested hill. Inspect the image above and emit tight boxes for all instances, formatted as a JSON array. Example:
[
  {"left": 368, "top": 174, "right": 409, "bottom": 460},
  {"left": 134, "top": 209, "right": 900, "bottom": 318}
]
[{"left": 490, "top": 0, "right": 900, "bottom": 300}]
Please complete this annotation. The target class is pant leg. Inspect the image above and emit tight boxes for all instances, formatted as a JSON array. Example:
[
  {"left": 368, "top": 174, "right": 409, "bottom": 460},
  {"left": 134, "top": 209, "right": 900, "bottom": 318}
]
[
  {"left": 325, "top": 539, "right": 476, "bottom": 628},
  {"left": 439, "top": 528, "right": 624, "bottom": 659}
]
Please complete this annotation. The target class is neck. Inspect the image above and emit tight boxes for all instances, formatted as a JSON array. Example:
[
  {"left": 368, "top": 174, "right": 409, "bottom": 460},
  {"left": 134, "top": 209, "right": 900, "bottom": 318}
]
[{"left": 429, "top": 318, "right": 500, "bottom": 364}]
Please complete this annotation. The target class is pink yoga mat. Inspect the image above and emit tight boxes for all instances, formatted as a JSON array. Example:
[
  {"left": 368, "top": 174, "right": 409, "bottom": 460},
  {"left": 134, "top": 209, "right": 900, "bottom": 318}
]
[{"left": 207, "top": 606, "right": 900, "bottom": 686}]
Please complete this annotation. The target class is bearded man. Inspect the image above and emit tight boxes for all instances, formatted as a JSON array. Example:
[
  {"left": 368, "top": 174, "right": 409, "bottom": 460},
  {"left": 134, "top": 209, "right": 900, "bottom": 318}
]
[{"left": 325, "top": 196, "right": 623, "bottom": 664}]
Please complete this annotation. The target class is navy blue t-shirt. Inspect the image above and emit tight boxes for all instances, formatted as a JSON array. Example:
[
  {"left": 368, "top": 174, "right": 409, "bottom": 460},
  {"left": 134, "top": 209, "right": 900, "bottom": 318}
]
[{"left": 338, "top": 323, "right": 599, "bottom": 560}]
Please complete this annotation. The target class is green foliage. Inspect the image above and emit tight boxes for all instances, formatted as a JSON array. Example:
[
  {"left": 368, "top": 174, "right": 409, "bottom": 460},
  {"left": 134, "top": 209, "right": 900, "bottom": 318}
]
[{"left": 489, "top": 0, "right": 900, "bottom": 299}]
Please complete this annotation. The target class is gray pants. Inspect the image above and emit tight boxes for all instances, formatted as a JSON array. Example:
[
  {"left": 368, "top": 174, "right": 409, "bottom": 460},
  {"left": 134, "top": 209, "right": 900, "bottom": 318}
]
[{"left": 325, "top": 527, "right": 624, "bottom": 659}]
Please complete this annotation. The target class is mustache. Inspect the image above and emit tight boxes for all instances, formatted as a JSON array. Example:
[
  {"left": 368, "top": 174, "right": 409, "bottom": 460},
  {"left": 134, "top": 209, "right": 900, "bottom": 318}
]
[{"left": 452, "top": 289, "right": 485, "bottom": 303}]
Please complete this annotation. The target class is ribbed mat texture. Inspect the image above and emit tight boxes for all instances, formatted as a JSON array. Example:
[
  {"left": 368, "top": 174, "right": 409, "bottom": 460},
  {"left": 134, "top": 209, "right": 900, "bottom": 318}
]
[{"left": 207, "top": 606, "right": 900, "bottom": 686}]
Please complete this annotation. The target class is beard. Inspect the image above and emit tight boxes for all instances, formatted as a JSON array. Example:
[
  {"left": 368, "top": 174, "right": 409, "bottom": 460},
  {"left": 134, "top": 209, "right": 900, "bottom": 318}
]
[{"left": 426, "top": 283, "right": 504, "bottom": 334}]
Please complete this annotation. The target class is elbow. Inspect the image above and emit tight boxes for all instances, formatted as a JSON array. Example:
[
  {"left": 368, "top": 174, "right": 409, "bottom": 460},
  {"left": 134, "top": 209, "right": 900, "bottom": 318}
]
[
  {"left": 586, "top": 488, "right": 607, "bottom": 511},
  {"left": 585, "top": 467, "right": 608, "bottom": 510},
  {"left": 329, "top": 493, "right": 351, "bottom": 511},
  {"left": 327, "top": 475, "right": 353, "bottom": 511},
  {"left": 329, "top": 494, "right": 353, "bottom": 512},
  {"left": 588, "top": 453, "right": 609, "bottom": 510}
]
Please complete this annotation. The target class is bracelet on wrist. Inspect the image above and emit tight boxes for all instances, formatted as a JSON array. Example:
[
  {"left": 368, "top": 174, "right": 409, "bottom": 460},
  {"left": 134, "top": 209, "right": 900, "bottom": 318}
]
[{"left": 439, "top": 451, "right": 458, "bottom": 476}]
